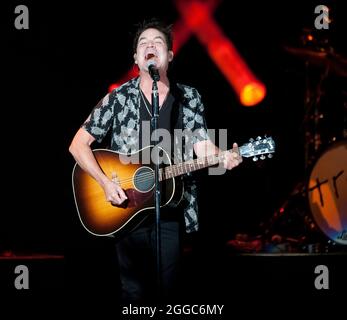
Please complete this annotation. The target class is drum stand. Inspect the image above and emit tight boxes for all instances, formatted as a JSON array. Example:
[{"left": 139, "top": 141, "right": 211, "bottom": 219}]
[
  {"left": 302, "top": 61, "right": 330, "bottom": 169},
  {"left": 263, "top": 62, "right": 333, "bottom": 252},
  {"left": 260, "top": 181, "right": 321, "bottom": 252}
]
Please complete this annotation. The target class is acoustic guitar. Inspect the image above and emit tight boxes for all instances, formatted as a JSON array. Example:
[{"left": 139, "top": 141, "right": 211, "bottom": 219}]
[{"left": 72, "top": 136, "right": 275, "bottom": 236}]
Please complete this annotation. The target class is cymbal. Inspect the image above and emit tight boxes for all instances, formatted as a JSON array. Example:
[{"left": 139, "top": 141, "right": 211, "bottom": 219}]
[{"left": 284, "top": 46, "right": 347, "bottom": 77}]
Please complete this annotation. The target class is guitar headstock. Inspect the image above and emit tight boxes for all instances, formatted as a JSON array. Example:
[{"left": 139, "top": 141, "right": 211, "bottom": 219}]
[{"left": 239, "top": 136, "right": 275, "bottom": 161}]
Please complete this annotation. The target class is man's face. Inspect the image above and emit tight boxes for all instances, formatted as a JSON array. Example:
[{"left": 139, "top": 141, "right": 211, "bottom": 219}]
[{"left": 134, "top": 28, "right": 173, "bottom": 73}]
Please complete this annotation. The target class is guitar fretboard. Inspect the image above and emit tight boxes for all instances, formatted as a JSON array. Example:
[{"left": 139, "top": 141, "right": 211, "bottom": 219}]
[{"left": 159, "top": 151, "right": 228, "bottom": 181}]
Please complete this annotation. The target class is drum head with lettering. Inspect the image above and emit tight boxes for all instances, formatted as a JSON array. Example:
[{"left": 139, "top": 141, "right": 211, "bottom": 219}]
[{"left": 308, "top": 141, "right": 347, "bottom": 245}]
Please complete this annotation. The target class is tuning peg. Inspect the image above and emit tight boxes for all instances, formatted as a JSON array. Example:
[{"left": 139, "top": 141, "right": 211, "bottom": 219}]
[
  {"left": 256, "top": 136, "right": 262, "bottom": 140},
  {"left": 249, "top": 138, "right": 254, "bottom": 142},
  {"left": 253, "top": 156, "right": 258, "bottom": 161},
  {"left": 268, "top": 154, "right": 273, "bottom": 158},
  {"left": 260, "top": 155, "right": 266, "bottom": 160}
]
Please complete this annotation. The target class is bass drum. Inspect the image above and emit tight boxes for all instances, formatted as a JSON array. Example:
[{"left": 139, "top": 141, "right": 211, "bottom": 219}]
[{"left": 308, "top": 140, "right": 347, "bottom": 245}]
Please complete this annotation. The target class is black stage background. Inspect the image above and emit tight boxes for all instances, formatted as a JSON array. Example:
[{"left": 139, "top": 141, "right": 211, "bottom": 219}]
[{"left": 1, "top": 0, "right": 346, "bottom": 308}]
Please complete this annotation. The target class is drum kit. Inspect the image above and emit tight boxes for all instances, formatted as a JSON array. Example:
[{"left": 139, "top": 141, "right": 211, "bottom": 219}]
[{"left": 265, "top": 30, "right": 347, "bottom": 252}]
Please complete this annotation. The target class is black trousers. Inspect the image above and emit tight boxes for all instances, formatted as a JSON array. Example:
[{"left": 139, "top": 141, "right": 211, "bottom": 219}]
[{"left": 116, "top": 218, "right": 182, "bottom": 303}]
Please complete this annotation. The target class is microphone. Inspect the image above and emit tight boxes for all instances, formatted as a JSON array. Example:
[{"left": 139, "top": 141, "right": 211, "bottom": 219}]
[{"left": 147, "top": 60, "right": 160, "bottom": 81}]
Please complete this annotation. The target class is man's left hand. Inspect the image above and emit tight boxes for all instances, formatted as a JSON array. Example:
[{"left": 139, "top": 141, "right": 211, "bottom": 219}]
[{"left": 223, "top": 142, "right": 242, "bottom": 170}]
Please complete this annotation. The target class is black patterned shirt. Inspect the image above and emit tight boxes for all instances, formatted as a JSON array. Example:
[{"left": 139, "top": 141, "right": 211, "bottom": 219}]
[{"left": 83, "top": 77, "right": 209, "bottom": 233}]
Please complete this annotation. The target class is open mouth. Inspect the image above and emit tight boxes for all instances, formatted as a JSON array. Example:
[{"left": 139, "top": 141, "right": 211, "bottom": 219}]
[{"left": 145, "top": 51, "right": 157, "bottom": 60}]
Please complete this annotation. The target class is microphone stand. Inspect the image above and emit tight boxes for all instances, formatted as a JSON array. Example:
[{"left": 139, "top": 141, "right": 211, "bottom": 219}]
[{"left": 150, "top": 76, "right": 162, "bottom": 300}]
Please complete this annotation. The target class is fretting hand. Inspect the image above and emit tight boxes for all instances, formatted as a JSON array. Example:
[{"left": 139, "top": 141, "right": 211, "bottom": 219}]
[{"left": 222, "top": 143, "right": 243, "bottom": 170}]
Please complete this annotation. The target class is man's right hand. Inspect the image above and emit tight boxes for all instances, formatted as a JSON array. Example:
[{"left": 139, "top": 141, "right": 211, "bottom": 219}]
[{"left": 103, "top": 179, "right": 128, "bottom": 205}]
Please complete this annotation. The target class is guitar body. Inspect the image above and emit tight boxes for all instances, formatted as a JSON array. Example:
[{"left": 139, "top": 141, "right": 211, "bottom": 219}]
[
  {"left": 72, "top": 136, "right": 275, "bottom": 237},
  {"left": 72, "top": 147, "right": 183, "bottom": 236}
]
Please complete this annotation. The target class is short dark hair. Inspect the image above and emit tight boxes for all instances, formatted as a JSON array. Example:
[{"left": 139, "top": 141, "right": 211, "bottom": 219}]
[{"left": 133, "top": 18, "right": 173, "bottom": 53}]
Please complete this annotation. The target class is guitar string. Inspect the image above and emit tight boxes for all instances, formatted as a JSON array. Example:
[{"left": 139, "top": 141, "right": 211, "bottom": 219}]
[
  {"left": 112, "top": 156, "right": 225, "bottom": 186},
  {"left": 115, "top": 152, "right": 267, "bottom": 186},
  {"left": 114, "top": 148, "right": 270, "bottom": 186},
  {"left": 115, "top": 171, "right": 169, "bottom": 186},
  {"left": 112, "top": 153, "right": 229, "bottom": 185},
  {"left": 109, "top": 145, "right": 270, "bottom": 185},
  {"left": 116, "top": 167, "right": 189, "bottom": 185},
  {"left": 114, "top": 158, "right": 219, "bottom": 184},
  {"left": 113, "top": 166, "right": 190, "bottom": 186}
]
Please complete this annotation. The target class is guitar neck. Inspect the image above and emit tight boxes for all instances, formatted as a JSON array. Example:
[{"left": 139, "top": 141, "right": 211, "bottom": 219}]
[
  {"left": 159, "top": 136, "right": 275, "bottom": 181},
  {"left": 159, "top": 150, "right": 230, "bottom": 181}
]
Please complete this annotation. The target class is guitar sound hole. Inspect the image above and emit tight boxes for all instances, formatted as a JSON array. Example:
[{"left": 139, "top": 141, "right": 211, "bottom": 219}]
[{"left": 133, "top": 166, "right": 154, "bottom": 193}]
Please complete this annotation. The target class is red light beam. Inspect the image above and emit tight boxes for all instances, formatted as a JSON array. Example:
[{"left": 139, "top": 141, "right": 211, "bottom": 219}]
[{"left": 176, "top": 0, "right": 266, "bottom": 106}]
